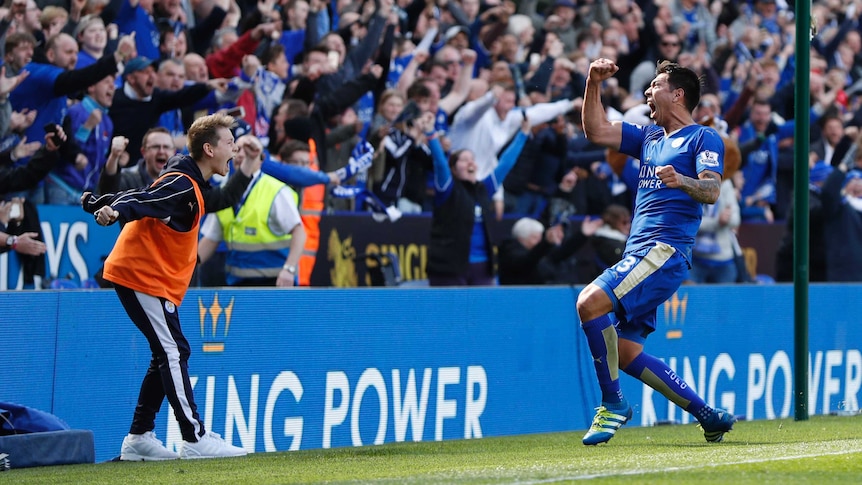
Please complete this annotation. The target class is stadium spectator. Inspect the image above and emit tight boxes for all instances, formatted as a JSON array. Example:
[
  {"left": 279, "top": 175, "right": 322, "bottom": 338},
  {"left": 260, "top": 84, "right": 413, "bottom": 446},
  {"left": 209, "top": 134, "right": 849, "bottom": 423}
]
[
  {"left": 205, "top": 21, "right": 279, "bottom": 80},
  {"left": 1, "top": 125, "right": 69, "bottom": 288},
  {"left": 277, "top": 0, "right": 311, "bottom": 66},
  {"left": 448, "top": 82, "right": 575, "bottom": 219},
  {"left": 73, "top": 15, "right": 108, "bottom": 69},
  {"left": 154, "top": 58, "right": 188, "bottom": 147},
  {"left": 629, "top": 31, "right": 683, "bottom": 103},
  {"left": 38, "top": 6, "right": 68, "bottom": 46},
  {"left": 371, "top": 100, "right": 433, "bottom": 214},
  {"left": 247, "top": 43, "right": 289, "bottom": 147},
  {"left": 811, "top": 113, "right": 853, "bottom": 168},
  {"left": 109, "top": 55, "right": 225, "bottom": 157},
  {"left": 198, "top": 134, "right": 306, "bottom": 287},
  {"left": 586, "top": 203, "right": 631, "bottom": 272},
  {"left": 735, "top": 98, "right": 782, "bottom": 222},
  {"left": 0, "top": 131, "right": 61, "bottom": 194},
  {"left": 284, "top": 63, "right": 385, "bottom": 285},
  {"left": 81, "top": 113, "right": 251, "bottom": 460},
  {"left": 115, "top": 0, "right": 161, "bottom": 60},
  {"left": 46, "top": 74, "right": 117, "bottom": 205},
  {"left": 267, "top": 98, "right": 309, "bottom": 158},
  {"left": 774, "top": 162, "right": 833, "bottom": 283},
  {"left": 367, "top": 88, "right": 404, "bottom": 147},
  {"left": 98, "top": 127, "right": 173, "bottom": 193},
  {"left": 498, "top": 215, "right": 602, "bottom": 285},
  {"left": 157, "top": 19, "right": 188, "bottom": 60},
  {"left": 426, "top": 113, "right": 530, "bottom": 286},
  {"left": 311, "top": 0, "right": 391, "bottom": 102},
  {"left": 669, "top": 0, "right": 718, "bottom": 56},
  {"left": 504, "top": 115, "right": 569, "bottom": 217},
  {"left": 9, "top": 32, "right": 136, "bottom": 203},
  {"left": 575, "top": 58, "right": 734, "bottom": 445},
  {"left": 821, "top": 156, "right": 862, "bottom": 282},
  {"left": 0, "top": 196, "right": 46, "bottom": 259},
  {"left": 689, "top": 151, "right": 742, "bottom": 284}
]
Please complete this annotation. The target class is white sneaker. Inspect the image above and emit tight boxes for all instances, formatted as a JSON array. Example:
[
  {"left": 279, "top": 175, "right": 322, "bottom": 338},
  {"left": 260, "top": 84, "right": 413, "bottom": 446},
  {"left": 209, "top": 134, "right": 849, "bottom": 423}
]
[
  {"left": 179, "top": 432, "right": 248, "bottom": 459},
  {"left": 120, "top": 431, "right": 179, "bottom": 461}
]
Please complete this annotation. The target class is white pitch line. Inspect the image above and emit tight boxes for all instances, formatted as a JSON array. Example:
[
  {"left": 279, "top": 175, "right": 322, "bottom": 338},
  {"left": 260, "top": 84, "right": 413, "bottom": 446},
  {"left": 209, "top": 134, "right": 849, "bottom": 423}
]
[{"left": 512, "top": 440, "right": 862, "bottom": 484}]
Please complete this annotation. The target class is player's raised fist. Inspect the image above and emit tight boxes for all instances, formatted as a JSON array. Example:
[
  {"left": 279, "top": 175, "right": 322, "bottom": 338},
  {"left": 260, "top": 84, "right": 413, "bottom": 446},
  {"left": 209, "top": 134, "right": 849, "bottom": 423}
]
[
  {"left": 656, "top": 165, "right": 682, "bottom": 188},
  {"left": 587, "top": 58, "right": 619, "bottom": 83}
]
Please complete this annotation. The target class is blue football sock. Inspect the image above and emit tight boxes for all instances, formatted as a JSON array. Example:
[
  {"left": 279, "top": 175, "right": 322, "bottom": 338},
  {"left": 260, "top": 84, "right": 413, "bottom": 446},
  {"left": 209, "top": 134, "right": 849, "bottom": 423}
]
[
  {"left": 623, "top": 352, "right": 713, "bottom": 420},
  {"left": 581, "top": 314, "right": 624, "bottom": 405}
]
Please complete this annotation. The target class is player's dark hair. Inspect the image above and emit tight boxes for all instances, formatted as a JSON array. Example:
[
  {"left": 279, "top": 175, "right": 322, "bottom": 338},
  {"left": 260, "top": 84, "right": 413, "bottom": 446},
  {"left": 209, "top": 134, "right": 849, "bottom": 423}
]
[{"left": 656, "top": 60, "right": 701, "bottom": 113}]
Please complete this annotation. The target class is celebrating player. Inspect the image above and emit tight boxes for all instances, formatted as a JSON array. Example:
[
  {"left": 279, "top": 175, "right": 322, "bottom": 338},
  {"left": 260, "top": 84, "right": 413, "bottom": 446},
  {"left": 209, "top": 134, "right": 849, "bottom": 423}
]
[{"left": 576, "top": 58, "right": 736, "bottom": 445}]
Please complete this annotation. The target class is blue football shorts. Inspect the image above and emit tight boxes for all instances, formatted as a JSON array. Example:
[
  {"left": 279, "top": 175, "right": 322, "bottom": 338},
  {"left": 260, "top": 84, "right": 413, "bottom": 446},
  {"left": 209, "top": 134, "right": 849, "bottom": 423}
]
[{"left": 593, "top": 241, "right": 689, "bottom": 344}]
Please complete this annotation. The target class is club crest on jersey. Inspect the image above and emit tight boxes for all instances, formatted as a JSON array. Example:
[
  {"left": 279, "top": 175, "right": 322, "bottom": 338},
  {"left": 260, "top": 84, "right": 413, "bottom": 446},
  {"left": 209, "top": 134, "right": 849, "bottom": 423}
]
[
  {"left": 165, "top": 301, "right": 176, "bottom": 313},
  {"left": 697, "top": 150, "right": 720, "bottom": 167}
]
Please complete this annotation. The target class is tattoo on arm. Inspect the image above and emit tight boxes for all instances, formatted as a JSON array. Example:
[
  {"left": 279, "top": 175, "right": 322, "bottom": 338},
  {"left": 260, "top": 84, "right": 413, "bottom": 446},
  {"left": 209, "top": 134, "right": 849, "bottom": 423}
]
[{"left": 680, "top": 171, "right": 721, "bottom": 204}]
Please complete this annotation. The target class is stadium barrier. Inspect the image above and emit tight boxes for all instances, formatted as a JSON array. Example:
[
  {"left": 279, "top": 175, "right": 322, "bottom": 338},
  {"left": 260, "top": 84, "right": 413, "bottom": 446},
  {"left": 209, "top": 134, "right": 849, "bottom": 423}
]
[
  {"left": 0, "top": 206, "right": 785, "bottom": 290},
  {"left": 5, "top": 284, "right": 861, "bottom": 463}
]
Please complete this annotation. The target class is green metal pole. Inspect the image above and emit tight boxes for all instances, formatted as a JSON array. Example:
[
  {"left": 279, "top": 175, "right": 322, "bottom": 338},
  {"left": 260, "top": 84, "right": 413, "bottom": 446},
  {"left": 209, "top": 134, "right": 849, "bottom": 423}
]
[{"left": 793, "top": 1, "right": 811, "bottom": 421}]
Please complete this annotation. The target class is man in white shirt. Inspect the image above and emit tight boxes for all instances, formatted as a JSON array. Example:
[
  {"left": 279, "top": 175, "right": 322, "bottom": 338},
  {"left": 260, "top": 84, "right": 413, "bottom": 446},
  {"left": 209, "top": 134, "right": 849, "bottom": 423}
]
[{"left": 448, "top": 83, "right": 576, "bottom": 217}]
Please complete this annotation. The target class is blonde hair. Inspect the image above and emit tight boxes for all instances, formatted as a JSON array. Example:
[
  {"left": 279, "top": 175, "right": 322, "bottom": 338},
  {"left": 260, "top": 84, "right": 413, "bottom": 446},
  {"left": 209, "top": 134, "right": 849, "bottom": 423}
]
[
  {"left": 40, "top": 6, "right": 68, "bottom": 30},
  {"left": 188, "top": 113, "right": 235, "bottom": 160}
]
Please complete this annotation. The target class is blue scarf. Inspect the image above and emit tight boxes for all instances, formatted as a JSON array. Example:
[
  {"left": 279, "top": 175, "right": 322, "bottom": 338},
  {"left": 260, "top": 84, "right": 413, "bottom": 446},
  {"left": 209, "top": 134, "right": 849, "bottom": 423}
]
[
  {"left": 330, "top": 185, "right": 401, "bottom": 222},
  {"left": 334, "top": 140, "right": 374, "bottom": 182}
]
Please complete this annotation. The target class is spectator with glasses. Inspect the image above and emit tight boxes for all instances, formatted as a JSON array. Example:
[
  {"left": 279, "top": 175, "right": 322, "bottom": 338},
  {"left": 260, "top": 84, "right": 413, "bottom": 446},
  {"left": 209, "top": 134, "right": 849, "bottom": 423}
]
[
  {"left": 628, "top": 32, "right": 683, "bottom": 102},
  {"left": 98, "top": 127, "right": 175, "bottom": 193}
]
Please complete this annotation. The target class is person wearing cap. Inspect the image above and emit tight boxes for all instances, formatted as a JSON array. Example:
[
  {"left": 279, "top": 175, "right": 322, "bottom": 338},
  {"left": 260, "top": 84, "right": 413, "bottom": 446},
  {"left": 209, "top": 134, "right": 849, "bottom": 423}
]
[{"left": 109, "top": 55, "right": 226, "bottom": 157}]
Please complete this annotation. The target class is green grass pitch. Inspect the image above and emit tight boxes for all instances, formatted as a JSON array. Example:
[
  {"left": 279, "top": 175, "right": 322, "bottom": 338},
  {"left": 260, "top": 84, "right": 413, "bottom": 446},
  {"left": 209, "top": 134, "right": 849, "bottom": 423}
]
[{"left": 5, "top": 415, "right": 862, "bottom": 484}]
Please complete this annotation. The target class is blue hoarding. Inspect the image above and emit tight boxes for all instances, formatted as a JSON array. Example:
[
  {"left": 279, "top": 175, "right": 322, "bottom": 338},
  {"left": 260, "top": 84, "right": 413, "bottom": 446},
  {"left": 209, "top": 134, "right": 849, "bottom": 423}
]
[{"left": 4, "top": 284, "right": 861, "bottom": 462}]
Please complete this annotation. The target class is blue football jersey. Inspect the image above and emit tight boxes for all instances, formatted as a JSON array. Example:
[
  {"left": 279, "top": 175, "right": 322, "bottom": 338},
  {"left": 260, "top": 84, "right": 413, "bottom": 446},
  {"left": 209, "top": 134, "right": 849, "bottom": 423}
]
[{"left": 618, "top": 123, "right": 725, "bottom": 263}]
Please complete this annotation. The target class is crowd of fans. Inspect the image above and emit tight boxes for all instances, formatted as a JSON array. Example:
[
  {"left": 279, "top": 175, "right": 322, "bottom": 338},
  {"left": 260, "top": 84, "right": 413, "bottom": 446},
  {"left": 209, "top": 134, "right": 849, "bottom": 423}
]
[{"left": 1, "top": 0, "right": 862, "bottom": 288}]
